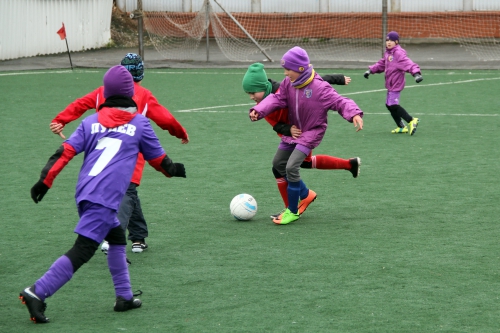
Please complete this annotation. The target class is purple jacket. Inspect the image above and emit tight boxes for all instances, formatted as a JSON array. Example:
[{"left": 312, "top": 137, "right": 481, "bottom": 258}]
[
  {"left": 369, "top": 45, "right": 421, "bottom": 92},
  {"left": 251, "top": 73, "right": 363, "bottom": 149}
]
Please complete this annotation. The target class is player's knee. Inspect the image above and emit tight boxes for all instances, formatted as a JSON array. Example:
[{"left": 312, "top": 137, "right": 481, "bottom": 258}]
[
  {"left": 65, "top": 235, "right": 99, "bottom": 273},
  {"left": 105, "top": 226, "right": 127, "bottom": 245},
  {"left": 285, "top": 168, "right": 300, "bottom": 182},
  {"left": 272, "top": 162, "right": 286, "bottom": 176},
  {"left": 272, "top": 167, "right": 285, "bottom": 179}
]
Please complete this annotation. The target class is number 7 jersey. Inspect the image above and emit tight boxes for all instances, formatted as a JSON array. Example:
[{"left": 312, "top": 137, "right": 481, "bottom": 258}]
[{"left": 50, "top": 109, "right": 166, "bottom": 211}]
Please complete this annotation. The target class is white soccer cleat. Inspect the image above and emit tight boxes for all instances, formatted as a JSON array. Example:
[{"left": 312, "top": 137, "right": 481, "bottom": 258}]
[{"left": 101, "top": 241, "right": 109, "bottom": 255}]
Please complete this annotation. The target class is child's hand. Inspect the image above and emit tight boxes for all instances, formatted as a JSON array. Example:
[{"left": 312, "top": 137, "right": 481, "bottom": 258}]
[
  {"left": 344, "top": 76, "right": 351, "bottom": 85},
  {"left": 290, "top": 125, "right": 302, "bottom": 139},
  {"left": 363, "top": 71, "right": 370, "bottom": 79},
  {"left": 50, "top": 122, "right": 66, "bottom": 139},
  {"left": 353, "top": 115, "right": 363, "bottom": 132},
  {"left": 249, "top": 110, "right": 259, "bottom": 121}
]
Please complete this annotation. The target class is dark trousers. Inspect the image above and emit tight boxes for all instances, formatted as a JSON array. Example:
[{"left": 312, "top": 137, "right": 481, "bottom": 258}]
[{"left": 117, "top": 183, "right": 148, "bottom": 242}]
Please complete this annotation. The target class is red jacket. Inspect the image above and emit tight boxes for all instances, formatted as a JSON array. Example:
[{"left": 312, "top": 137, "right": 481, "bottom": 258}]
[{"left": 52, "top": 82, "right": 188, "bottom": 185}]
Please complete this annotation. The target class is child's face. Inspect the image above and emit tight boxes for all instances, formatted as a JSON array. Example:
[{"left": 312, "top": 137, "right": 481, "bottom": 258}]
[
  {"left": 386, "top": 39, "right": 397, "bottom": 49},
  {"left": 248, "top": 91, "right": 265, "bottom": 103},
  {"left": 284, "top": 68, "right": 300, "bottom": 82}
]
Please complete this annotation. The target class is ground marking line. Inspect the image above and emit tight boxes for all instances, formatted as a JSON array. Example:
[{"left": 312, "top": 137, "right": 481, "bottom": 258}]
[
  {"left": 343, "top": 76, "right": 500, "bottom": 96},
  {"left": 2, "top": 70, "right": 497, "bottom": 77},
  {"left": 2, "top": 70, "right": 498, "bottom": 77},
  {"left": 175, "top": 110, "right": 497, "bottom": 116},
  {"left": 152, "top": 70, "right": 500, "bottom": 76},
  {"left": 3, "top": 70, "right": 498, "bottom": 117},
  {"left": 0, "top": 70, "right": 101, "bottom": 76},
  {"left": 176, "top": 76, "right": 500, "bottom": 112},
  {"left": 368, "top": 112, "right": 497, "bottom": 116},
  {"left": 0, "top": 70, "right": 74, "bottom": 76},
  {"left": 177, "top": 104, "right": 253, "bottom": 112}
]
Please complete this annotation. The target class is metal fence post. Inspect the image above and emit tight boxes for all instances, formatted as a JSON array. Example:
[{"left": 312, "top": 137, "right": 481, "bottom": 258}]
[{"left": 382, "top": 0, "right": 388, "bottom": 56}]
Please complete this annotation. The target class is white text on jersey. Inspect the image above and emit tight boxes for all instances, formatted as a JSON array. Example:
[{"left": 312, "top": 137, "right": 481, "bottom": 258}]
[{"left": 91, "top": 123, "right": 137, "bottom": 136}]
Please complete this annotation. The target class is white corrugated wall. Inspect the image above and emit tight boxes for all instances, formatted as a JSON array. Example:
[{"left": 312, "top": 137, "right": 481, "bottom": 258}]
[
  {"left": 116, "top": 0, "right": 500, "bottom": 13},
  {"left": 0, "top": 0, "right": 113, "bottom": 61},
  {"left": 2, "top": 0, "right": 499, "bottom": 60}
]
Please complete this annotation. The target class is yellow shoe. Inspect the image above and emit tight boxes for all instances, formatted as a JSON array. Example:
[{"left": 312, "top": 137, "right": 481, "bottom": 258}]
[
  {"left": 408, "top": 118, "right": 419, "bottom": 136},
  {"left": 391, "top": 126, "right": 408, "bottom": 134}
]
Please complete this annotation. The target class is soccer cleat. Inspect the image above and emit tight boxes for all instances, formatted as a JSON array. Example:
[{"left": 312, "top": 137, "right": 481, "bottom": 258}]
[
  {"left": 114, "top": 290, "right": 143, "bottom": 312},
  {"left": 273, "top": 190, "right": 317, "bottom": 223},
  {"left": 131, "top": 241, "right": 148, "bottom": 253},
  {"left": 408, "top": 118, "right": 419, "bottom": 136},
  {"left": 270, "top": 208, "right": 286, "bottom": 220},
  {"left": 349, "top": 157, "right": 361, "bottom": 178},
  {"left": 391, "top": 126, "right": 408, "bottom": 134},
  {"left": 19, "top": 286, "right": 49, "bottom": 324},
  {"left": 298, "top": 189, "right": 317, "bottom": 215},
  {"left": 101, "top": 241, "right": 109, "bottom": 255},
  {"left": 273, "top": 208, "right": 300, "bottom": 225}
]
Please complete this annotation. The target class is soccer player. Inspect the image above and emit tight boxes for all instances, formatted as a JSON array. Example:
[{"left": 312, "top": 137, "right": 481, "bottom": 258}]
[
  {"left": 364, "top": 31, "right": 423, "bottom": 135},
  {"left": 21, "top": 65, "right": 186, "bottom": 323},
  {"left": 249, "top": 47, "right": 364, "bottom": 225},
  {"left": 50, "top": 53, "right": 189, "bottom": 253},
  {"left": 242, "top": 63, "right": 360, "bottom": 219}
]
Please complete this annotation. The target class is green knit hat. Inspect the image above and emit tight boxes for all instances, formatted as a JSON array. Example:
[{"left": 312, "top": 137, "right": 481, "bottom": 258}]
[{"left": 242, "top": 63, "right": 272, "bottom": 97}]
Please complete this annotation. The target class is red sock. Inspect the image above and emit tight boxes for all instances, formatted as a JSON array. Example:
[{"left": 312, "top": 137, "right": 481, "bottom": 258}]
[
  {"left": 312, "top": 155, "right": 351, "bottom": 170},
  {"left": 276, "top": 177, "right": 288, "bottom": 207}
]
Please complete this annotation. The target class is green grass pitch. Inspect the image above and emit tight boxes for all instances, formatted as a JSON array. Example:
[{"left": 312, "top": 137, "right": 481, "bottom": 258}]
[{"left": 0, "top": 67, "right": 499, "bottom": 332}]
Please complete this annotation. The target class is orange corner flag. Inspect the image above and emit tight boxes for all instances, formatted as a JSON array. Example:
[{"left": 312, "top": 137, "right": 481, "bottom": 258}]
[{"left": 57, "top": 23, "right": 66, "bottom": 40}]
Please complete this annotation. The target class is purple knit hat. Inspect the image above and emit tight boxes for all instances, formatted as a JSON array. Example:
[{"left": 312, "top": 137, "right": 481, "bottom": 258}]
[
  {"left": 281, "top": 46, "right": 310, "bottom": 73},
  {"left": 386, "top": 31, "right": 399, "bottom": 42},
  {"left": 103, "top": 65, "right": 134, "bottom": 98}
]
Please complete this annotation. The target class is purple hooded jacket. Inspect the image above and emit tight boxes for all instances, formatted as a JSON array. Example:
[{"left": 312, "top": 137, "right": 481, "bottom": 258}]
[
  {"left": 369, "top": 45, "right": 421, "bottom": 92},
  {"left": 250, "top": 72, "right": 363, "bottom": 150}
]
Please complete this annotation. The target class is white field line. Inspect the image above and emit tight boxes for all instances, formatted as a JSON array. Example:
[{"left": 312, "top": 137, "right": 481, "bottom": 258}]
[
  {"left": 152, "top": 71, "right": 500, "bottom": 76},
  {"left": 2, "top": 71, "right": 498, "bottom": 117},
  {"left": 175, "top": 108, "right": 498, "bottom": 117},
  {"left": 176, "top": 76, "right": 500, "bottom": 115},
  {"left": 0, "top": 69, "right": 498, "bottom": 77},
  {"left": 177, "top": 104, "right": 254, "bottom": 112},
  {"left": 367, "top": 113, "right": 497, "bottom": 116},
  {"left": 343, "top": 76, "right": 500, "bottom": 96},
  {"left": 0, "top": 70, "right": 101, "bottom": 76}
]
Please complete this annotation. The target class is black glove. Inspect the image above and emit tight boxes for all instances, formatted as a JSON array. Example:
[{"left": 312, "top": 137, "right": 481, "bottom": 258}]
[
  {"left": 31, "top": 181, "right": 49, "bottom": 203},
  {"left": 160, "top": 156, "right": 186, "bottom": 178},
  {"left": 273, "top": 123, "right": 292, "bottom": 137},
  {"left": 172, "top": 163, "right": 186, "bottom": 178},
  {"left": 363, "top": 70, "right": 370, "bottom": 79},
  {"left": 414, "top": 73, "right": 423, "bottom": 83}
]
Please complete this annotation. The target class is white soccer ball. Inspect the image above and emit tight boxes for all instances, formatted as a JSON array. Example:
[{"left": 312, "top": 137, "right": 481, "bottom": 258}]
[{"left": 230, "top": 193, "right": 257, "bottom": 221}]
